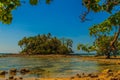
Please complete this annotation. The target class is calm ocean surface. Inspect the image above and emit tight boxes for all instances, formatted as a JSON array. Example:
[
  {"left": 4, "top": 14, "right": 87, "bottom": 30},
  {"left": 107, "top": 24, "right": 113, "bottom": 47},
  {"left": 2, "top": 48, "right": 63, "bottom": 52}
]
[{"left": 0, "top": 56, "right": 119, "bottom": 78}]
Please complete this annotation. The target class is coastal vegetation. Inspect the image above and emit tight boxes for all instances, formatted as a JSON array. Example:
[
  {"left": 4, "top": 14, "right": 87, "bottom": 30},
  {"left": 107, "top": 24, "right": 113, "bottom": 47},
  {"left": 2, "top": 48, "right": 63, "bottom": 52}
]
[
  {"left": 18, "top": 33, "right": 73, "bottom": 54},
  {"left": 78, "top": 36, "right": 120, "bottom": 56},
  {"left": 79, "top": 0, "right": 120, "bottom": 58},
  {"left": 0, "top": 0, "right": 51, "bottom": 24},
  {"left": 0, "top": 0, "right": 120, "bottom": 58}
]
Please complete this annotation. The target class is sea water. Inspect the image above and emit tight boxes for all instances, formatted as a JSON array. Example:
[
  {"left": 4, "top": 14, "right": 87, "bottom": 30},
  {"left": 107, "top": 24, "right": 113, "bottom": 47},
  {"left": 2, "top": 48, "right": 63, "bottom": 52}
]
[{"left": 0, "top": 56, "right": 119, "bottom": 78}]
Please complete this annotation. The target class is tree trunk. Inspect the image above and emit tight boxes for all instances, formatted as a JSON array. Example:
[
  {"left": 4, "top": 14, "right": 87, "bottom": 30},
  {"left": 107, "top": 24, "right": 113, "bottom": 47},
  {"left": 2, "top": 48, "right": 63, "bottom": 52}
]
[
  {"left": 110, "top": 26, "right": 120, "bottom": 57},
  {"left": 106, "top": 52, "right": 110, "bottom": 59}
]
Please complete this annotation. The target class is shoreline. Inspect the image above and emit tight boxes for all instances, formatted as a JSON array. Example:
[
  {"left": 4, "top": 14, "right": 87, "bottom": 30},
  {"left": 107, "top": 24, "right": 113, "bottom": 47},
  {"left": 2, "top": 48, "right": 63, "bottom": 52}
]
[
  {"left": 1, "top": 54, "right": 120, "bottom": 64},
  {"left": 0, "top": 54, "right": 120, "bottom": 80}
]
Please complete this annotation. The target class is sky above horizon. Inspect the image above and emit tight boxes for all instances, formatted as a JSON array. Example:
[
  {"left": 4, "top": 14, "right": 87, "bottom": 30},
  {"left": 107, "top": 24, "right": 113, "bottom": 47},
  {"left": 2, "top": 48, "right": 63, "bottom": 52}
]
[{"left": 0, "top": 0, "right": 109, "bottom": 53}]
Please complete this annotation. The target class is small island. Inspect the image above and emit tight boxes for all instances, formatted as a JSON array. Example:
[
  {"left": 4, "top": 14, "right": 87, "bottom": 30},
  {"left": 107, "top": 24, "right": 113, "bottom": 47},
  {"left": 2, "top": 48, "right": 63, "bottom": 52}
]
[{"left": 18, "top": 33, "right": 73, "bottom": 55}]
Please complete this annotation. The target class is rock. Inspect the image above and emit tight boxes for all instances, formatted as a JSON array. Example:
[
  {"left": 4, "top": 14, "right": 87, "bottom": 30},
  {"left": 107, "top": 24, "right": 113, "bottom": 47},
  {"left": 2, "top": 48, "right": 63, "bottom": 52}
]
[
  {"left": 110, "top": 77, "right": 120, "bottom": 80},
  {"left": 95, "top": 78, "right": 101, "bottom": 80},
  {"left": 0, "top": 71, "right": 6, "bottom": 75},
  {"left": 10, "top": 68, "right": 17, "bottom": 73},
  {"left": 13, "top": 76, "right": 23, "bottom": 80},
  {"left": 81, "top": 73, "right": 87, "bottom": 77},
  {"left": 9, "top": 68, "right": 17, "bottom": 76},
  {"left": 108, "top": 72, "right": 113, "bottom": 76},
  {"left": 14, "top": 76, "right": 21, "bottom": 80},
  {"left": 117, "top": 70, "right": 120, "bottom": 75},
  {"left": 70, "top": 76, "right": 75, "bottom": 79},
  {"left": 19, "top": 76, "right": 23, "bottom": 80},
  {"left": 116, "top": 61, "right": 120, "bottom": 65},
  {"left": 20, "top": 68, "right": 30, "bottom": 74},
  {"left": 88, "top": 73, "right": 92, "bottom": 77},
  {"left": 82, "top": 73, "right": 85, "bottom": 75},
  {"left": 14, "top": 78, "right": 17, "bottom": 80},
  {"left": 76, "top": 73, "right": 81, "bottom": 78},
  {"left": 102, "top": 69, "right": 112, "bottom": 74},
  {"left": 35, "top": 79, "right": 39, "bottom": 80},
  {"left": 9, "top": 76, "right": 14, "bottom": 79},
  {"left": 88, "top": 73, "right": 98, "bottom": 78}
]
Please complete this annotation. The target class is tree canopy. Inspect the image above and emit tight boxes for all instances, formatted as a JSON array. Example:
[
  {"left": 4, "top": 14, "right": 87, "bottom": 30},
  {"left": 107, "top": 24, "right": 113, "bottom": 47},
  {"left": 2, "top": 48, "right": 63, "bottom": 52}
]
[
  {"left": 0, "top": 0, "right": 20, "bottom": 24},
  {"left": 0, "top": 0, "right": 52, "bottom": 24},
  {"left": 18, "top": 33, "right": 73, "bottom": 55},
  {"left": 81, "top": 0, "right": 120, "bottom": 58},
  {"left": 81, "top": 0, "right": 120, "bottom": 22}
]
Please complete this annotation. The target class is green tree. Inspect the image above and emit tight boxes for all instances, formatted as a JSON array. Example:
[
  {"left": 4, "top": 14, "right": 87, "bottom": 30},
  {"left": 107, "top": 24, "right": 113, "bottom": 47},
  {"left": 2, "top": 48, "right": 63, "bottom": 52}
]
[
  {"left": 0, "top": 0, "right": 52, "bottom": 24},
  {"left": 60, "top": 38, "right": 73, "bottom": 53},
  {"left": 77, "top": 43, "right": 94, "bottom": 53},
  {"left": 18, "top": 33, "right": 73, "bottom": 55},
  {"left": 0, "top": 0, "right": 20, "bottom": 24},
  {"left": 66, "top": 39, "right": 73, "bottom": 48},
  {"left": 81, "top": 0, "right": 120, "bottom": 58}
]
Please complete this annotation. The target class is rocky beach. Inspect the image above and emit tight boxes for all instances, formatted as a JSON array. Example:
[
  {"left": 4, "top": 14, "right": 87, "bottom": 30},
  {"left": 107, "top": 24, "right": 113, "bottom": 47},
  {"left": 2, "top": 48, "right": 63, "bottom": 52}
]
[
  {"left": 0, "top": 68, "right": 120, "bottom": 80},
  {"left": 0, "top": 55, "right": 120, "bottom": 80}
]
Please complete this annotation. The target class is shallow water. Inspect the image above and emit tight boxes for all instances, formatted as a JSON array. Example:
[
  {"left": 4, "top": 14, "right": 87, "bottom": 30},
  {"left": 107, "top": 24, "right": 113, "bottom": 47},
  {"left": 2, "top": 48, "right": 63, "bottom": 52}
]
[{"left": 0, "top": 57, "right": 120, "bottom": 78}]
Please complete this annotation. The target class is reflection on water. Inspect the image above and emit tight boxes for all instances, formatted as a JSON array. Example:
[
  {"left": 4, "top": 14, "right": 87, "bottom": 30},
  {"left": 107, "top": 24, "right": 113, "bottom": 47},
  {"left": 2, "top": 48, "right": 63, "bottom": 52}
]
[{"left": 0, "top": 57, "right": 119, "bottom": 78}]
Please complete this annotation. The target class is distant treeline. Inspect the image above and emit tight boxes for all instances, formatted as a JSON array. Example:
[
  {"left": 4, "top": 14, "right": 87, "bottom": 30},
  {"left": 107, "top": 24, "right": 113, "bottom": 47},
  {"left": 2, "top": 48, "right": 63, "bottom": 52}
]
[{"left": 18, "top": 33, "right": 73, "bottom": 55}]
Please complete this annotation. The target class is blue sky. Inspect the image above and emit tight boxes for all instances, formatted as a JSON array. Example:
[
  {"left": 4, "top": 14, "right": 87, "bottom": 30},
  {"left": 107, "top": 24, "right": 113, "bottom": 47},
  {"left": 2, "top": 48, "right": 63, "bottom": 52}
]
[{"left": 0, "top": 0, "right": 109, "bottom": 53}]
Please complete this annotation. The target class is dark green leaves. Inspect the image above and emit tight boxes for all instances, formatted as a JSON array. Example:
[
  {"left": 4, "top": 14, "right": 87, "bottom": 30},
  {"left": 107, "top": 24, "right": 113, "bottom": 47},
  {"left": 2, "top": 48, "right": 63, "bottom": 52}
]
[
  {"left": 29, "top": 0, "right": 52, "bottom": 5},
  {"left": 77, "top": 43, "right": 94, "bottom": 53},
  {"left": 91, "top": 4, "right": 101, "bottom": 12},
  {"left": 29, "top": 0, "right": 38, "bottom": 5},
  {"left": 89, "top": 11, "right": 120, "bottom": 37},
  {"left": 0, "top": 0, "right": 20, "bottom": 24},
  {"left": 0, "top": 0, "right": 52, "bottom": 24},
  {"left": 18, "top": 33, "right": 73, "bottom": 54},
  {"left": 1, "top": 13, "right": 12, "bottom": 24},
  {"left": 82, "top": 0, "right": 120, "bottom": 13},
  {"left": 46, "top": 0, "right": 51, "bottom": 4}
]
